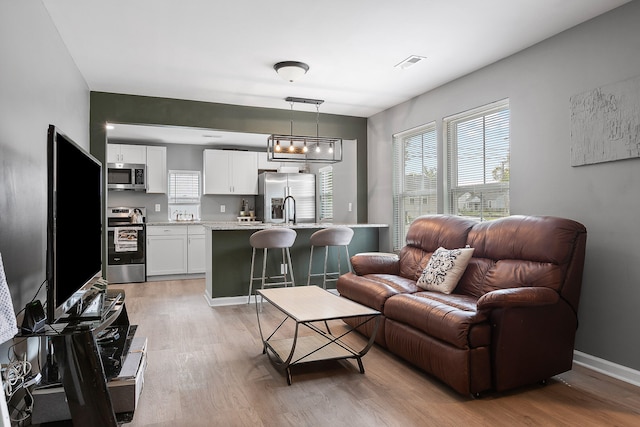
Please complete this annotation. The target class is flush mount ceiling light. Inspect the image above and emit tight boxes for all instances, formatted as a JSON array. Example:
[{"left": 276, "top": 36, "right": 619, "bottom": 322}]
[
  {"left": 268, "top": 97, "right": 342, "bottom": 164},
  {"left": 274, "top": 61, "right": 310, "bottom": 82}
]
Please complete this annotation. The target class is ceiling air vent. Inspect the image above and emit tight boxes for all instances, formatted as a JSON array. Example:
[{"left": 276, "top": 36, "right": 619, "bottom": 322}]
[{"left": 395, "top": 55, "right": 427, "bottom": 70}]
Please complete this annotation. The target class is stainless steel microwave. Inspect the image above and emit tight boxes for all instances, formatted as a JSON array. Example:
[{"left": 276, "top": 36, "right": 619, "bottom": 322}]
[{"left": 107, "top": 163, "right": 146, "bottom": 191}]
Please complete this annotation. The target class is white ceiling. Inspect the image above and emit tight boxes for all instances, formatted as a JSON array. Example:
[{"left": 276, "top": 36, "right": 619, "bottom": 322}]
[
  {"left": 42, "top": 0, "right": 630, "bottom": 144},
  {"left": 108, "top": 123, "right": 269, "bottom": 148}
]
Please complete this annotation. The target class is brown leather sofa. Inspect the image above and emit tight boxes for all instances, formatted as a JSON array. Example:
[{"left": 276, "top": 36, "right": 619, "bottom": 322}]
[{"left": 336, "top": 215, "right": 587, "bottom": 396}]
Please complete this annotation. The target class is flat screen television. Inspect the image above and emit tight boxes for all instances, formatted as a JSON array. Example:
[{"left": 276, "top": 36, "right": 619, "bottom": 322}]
[{"left": 46, "top": 125, "right": 103, "bottom": 323}]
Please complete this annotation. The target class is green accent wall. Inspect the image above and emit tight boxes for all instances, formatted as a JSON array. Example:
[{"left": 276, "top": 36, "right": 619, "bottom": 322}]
[{"left": 89, "top": 92, "right": 368, "bottom": 221}]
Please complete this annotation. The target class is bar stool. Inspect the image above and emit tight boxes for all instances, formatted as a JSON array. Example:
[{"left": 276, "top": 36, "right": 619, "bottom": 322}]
[
  {"left": 307, "top": 227, "right": 354, "bottom": 289},
  {"left": 247, "top": 228, "right": 297, "bottom": 303}
]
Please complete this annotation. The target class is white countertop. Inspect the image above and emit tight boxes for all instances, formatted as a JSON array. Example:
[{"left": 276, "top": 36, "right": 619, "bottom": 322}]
[{"left": 145, "top": 221, "right": 388, "bottom": 231}]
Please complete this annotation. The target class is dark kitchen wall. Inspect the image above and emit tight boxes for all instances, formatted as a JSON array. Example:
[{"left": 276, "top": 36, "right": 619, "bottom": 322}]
[
  {"left": 0, "top": 2, "right": 89, "bottom": 357},
  {"left": 89, "top": 92, "right": 369, "bottom": 222}
]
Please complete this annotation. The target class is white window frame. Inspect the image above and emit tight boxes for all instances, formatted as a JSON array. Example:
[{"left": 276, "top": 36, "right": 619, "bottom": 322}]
[
  {"left": 168, "top": 169, "right": 201, "bottom": 220},
  {"left": 392, "top": 122, "right": 437, "bottom": 251},
  {"left": 318, "top": 166, "right": 333, "bottom": 221},
  {"left": 443, "top": 99, "right": 510, "bottom": 221}
]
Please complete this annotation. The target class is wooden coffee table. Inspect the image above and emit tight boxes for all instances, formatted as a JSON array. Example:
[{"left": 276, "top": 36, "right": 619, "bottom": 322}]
[{"left": 256, "top": 285, "right": 381, "bottom": 385}]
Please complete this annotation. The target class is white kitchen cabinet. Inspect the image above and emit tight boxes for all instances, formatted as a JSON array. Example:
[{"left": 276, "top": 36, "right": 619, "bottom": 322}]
[
  {"left": 257, "top": 151, "right": 304, "bottom": 172},
  {"left": 146, "top": 226, "right": 188, "bottom": 276},
  {"left": 203, "top": 149, "right": 258, "bottom": 195},
  {"left": 145, "top": 146, "right": 167, "bottom": 193},
  {"left": 107, "top": 144, "right": 147, "bottom": 164},
  {"left": 187, "top": 225, "right": 206, "bottom": 274}
]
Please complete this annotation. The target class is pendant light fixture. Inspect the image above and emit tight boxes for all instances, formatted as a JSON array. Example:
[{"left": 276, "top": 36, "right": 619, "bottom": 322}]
[{"left": 267, "top": 97, "right": 343, "bottom": 163}]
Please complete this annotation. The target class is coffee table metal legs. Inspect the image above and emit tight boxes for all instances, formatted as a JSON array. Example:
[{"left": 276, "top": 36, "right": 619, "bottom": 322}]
[{"left": 256, "top": 300, "right": 380, "bottom": 384}]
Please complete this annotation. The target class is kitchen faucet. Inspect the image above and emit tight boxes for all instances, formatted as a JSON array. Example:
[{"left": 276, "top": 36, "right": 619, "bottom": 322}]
[{"left": 283, "top": 195, "right": 296, "bottom": 224}]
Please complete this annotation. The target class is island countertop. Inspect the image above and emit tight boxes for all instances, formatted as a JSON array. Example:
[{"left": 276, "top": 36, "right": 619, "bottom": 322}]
[{"left": 146, "top": 221, "right": 388, "bottom": 230}]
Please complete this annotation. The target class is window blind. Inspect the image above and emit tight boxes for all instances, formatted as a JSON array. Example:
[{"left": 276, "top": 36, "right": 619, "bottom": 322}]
[
  {"left": 168, "top": 170, "right": 201, "bottom": 204},
  {"left": 318, "top": 166, "right": 333, "bottom": 221},
  {"left": 392, "top": 123, "right": 437, "bottom": 251},
  {"left": 444, "top": 100, "right": 510, "bottom": 221}
]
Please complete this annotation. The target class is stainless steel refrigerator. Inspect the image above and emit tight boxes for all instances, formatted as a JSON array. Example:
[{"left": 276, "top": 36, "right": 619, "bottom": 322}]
[{"left": 257, "top": 172, "right": 316, "bottom": 223}]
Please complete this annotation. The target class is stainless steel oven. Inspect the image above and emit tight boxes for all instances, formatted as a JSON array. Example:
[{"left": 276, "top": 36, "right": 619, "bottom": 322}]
[{"left": 107, "top": 207, "right": 146, "bottom": 283}]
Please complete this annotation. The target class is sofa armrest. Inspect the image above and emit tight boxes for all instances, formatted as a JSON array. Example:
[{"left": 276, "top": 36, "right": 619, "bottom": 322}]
[
  {"left": 477, "top": 287, "right": 559, "bottom": 310},
  {"left": 351, "top": 252, "right": 400, "bottom": 276}
]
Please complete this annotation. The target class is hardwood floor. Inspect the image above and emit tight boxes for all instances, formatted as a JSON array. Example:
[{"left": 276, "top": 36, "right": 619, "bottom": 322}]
[{"left": 116, "top": 278, "right": 640, "bottom": 427}]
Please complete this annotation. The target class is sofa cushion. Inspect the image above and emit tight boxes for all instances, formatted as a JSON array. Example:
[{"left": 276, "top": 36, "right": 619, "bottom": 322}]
[
  {"left": 384, "top": 292, "right": 490, "bottom": 349},
  {"left": 417, "top": 246, "right": 474, "bottom": 294},
  {"left": 405, "top": 215, "right": 477, "bottom": 252},
  {"left": 398, "top": 215, "right": 477, "bottom": 281},
  {"left": 336, "top": 272, "right": 419, "bottom": 312},
  {"left": 350, "top": 252, "right": 400, "bottom": 276}
]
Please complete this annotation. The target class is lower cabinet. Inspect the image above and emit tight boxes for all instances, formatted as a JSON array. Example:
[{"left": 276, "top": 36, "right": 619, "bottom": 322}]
[
  {"left": 146, "top": 226, "right": 188, "bottom": 276},
  {"left": 147, "top": 225, "right": 205, "bottom": 276},
  {"left": 187, "top": 225, "right": 206, "bottom": 274}
]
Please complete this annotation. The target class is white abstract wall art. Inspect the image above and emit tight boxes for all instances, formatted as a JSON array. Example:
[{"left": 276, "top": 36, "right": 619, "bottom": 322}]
[{"left": 570, "top": 74, "right": 640, "bottom": 167}]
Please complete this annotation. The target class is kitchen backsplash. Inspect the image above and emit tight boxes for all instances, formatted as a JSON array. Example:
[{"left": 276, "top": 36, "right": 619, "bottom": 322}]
[{"left": 107, "top": 191, "right": 256, "bottom": 222}]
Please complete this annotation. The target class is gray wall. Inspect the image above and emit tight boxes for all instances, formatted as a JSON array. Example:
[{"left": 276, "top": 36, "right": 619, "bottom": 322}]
[
  {"left": 107, "top": 142, "right": 262, "bottom": 222},
  {"left": 0, "top": 1, "right": 89, "bottom": 355},
  {"left": 367, "top": 1, "right": 640, "bottom": 372}
]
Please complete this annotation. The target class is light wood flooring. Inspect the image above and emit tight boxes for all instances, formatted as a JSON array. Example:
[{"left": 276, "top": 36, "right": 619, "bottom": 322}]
[{"left": 116, "top": 278, "right": 640, "bottom": 427}]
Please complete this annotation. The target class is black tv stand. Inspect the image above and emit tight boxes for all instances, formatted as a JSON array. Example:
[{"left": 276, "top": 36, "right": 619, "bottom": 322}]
[
  {"left": 30, "top": 288, "right": 143, "bottom": 426},
  {"left": 60, "top": 288, "right": 123, "bottom": 323}
]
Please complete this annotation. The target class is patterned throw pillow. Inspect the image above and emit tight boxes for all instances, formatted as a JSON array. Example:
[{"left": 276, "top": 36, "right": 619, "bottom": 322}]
[{"left": 417, "top": 246, "right": 474, "bottom": 294}]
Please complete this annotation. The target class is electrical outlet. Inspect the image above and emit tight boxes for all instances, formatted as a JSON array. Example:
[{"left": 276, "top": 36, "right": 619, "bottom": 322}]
[
  {"left": 220, "top": 205, "right": 226, "bottom": 213},
  {"left": 155, "top": 204, "right": 161, "bottom": 212},
  {"left": 280, "top": 263, "right": 288, "bottom": 275}
]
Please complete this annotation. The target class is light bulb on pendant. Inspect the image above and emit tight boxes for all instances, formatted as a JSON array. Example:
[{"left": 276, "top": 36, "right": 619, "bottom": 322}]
[
  {"left": 289, "top": 141, "right": 295, "bottom": 152},
  {"left": 315, "top": 145, "right": 321, "bottom": 153},
  {"left": 275, "top": 140, "right": 281, "bottom": 152},
  {"left": 328, "top": 142, "right": 334, "bottom": 154},
  {"left": 302, "top": 141, "right": 308, "bottom": 153}
]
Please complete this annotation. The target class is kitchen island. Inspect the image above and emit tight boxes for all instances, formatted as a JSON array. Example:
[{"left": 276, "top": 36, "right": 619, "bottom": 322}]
[{"left": 198, "top": 222, "right": 388, "bottom": 305}]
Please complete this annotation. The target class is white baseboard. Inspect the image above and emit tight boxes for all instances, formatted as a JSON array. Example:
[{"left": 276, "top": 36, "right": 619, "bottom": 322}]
[
  {"left": 146, "top": 273, "right": 204, "bottom": 282},
  {"left": 204, "top": 292, "right": 251, "bottom": 307},
  {"left": 573, "top": 350, "right": 640, "bottom": 388}
]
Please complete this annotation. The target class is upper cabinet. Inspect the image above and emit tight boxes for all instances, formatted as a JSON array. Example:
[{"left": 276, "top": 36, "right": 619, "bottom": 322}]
[
  {"left": 107, "top": 144, "right": 147, "bottom": 164},
  {"left": 256, "top": 151, "right": 304, "bottom": 172},
  {"left": 146, "top": 146, "right": 167, "bottom": 194},
  {"left": 203, "top": 149, "right": 258, "bottom": 195}
]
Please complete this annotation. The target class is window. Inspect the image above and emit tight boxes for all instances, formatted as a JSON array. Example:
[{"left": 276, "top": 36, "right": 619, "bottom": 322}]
[
  {"left": 392, "top": 123, "right": 437, "bottom": 251},
  {"left": 168, "top": 170, "right": 201, "bottom": 220},
  {"left": 444, "top": 99, "right": 510, "bottom": 221},
  {"left": 318, "top": 166, "right": 333, "bottom": 221}
]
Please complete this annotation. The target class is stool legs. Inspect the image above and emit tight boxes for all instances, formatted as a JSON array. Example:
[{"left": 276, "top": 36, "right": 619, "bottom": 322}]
[
  {"left": 248, "top": 247, "right": 295, "bottom": 303},
  {"left": 307, "top": 244, "right": 352, "bottom": 289},
  {"left": 307, "top": 246, "right": 315, "bottom": 287},
  {"left": 285, "top": 247, "right": 295, "bottom": 287},
  {"left": 248, "top": 248, "right": 257, "bottom": 304}
]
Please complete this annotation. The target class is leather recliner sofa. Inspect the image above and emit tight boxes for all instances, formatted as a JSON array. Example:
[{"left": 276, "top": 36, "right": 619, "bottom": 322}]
[{"left": 336, "top": 215, "right": 587, "bottom": 396}]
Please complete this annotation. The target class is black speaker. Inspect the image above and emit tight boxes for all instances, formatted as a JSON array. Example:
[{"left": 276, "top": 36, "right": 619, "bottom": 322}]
[{"left": 21, "top": 300, "right": 46, "bottom": 334}]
